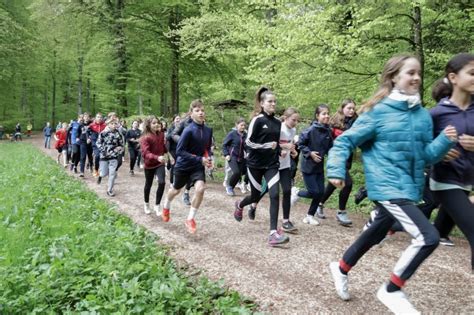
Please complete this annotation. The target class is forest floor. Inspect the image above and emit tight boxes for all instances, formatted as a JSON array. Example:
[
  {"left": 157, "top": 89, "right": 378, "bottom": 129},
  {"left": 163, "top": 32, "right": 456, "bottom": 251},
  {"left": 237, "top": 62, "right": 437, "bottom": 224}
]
[{"left": 30, "top": 135, "right": 473, "bottom": 314}]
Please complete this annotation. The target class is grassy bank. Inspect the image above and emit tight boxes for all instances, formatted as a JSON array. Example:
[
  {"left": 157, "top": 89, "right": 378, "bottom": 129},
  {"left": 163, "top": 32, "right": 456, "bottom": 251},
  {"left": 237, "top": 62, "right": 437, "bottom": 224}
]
[{"left": 0, "top": 142, "right": 253, "bottom": 313}]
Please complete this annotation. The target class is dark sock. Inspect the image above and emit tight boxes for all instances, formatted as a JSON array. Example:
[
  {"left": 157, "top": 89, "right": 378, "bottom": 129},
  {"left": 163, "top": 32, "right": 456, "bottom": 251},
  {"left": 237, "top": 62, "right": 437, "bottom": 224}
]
[
  {"left": 386, "top": 281, "right": 401, "bottom": 292},
  {"left": 339, "top": 267, "right": 348, "bottom": 275}
]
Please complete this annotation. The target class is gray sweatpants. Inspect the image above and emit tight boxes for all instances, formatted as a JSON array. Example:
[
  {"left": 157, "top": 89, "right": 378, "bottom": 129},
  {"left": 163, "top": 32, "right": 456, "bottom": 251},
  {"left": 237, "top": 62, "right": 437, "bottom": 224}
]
[{"left": 100, "top": 158, "right": 118, "bottom": 192}]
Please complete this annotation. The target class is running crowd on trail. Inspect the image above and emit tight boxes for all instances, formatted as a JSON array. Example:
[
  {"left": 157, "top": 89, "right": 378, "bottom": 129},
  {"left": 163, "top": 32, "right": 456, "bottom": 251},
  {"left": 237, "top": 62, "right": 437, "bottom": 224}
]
[{"left": 31, "top": 53, "right": 474, "bottom": 314}]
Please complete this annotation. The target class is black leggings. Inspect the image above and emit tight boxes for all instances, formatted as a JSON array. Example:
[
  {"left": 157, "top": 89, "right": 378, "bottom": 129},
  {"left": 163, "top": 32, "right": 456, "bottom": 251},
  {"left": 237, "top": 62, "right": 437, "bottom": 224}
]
[
  {"left": 434, "top": 189, "right": 474, "bottom": 270},
  {"left": 144, "top": 166, "right": 166, "bottom": 205},
  {"left": 321, "top": 171, "right": 353, "bottom": 210},
  {"left": 342, "top": 199, "right": 439, "bottom": 287},
  {"left": 129, "top": 147, "right": 139, "bottom": 171},
  {"left": 228, "top": 159, "right": 246, "bottom": 188},
  {"left": 239, "top": 167, "right": 280, "bottom": 231}
]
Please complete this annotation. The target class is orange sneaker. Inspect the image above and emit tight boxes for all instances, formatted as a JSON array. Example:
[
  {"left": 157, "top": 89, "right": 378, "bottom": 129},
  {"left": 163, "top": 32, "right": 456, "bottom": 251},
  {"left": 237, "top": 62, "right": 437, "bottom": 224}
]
[
  {"left": 162, "top": 208, "right": 170, "bottom": 222},
  {"left": 185, "top": 219, "right": 197, "bottom": 234}
]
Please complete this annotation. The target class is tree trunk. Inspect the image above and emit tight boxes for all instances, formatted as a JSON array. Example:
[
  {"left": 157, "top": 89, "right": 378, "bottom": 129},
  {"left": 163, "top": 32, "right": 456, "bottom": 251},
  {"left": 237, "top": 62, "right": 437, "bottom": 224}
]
[
  {"left": 52, "top": 50, "right": 57, "bottom": 126},
  {"left": 169, "top": 7, "right": 180, "bottom": 115},
  {"left": 77, "top": 55, "right": 84, "bottom": 115},
  {"left": 43, "top": 85, "right": 48, "bottom": 124},
  {"left": 138, "top": 80, "right": 143, "bottom": 115},
  {"left": 111, "top": 0, "right": 128, "bottom": 116},
  {"left": 160, "top": 83, "right": 167, "bottom": 116},
  {"left": 86, "top": 75, "right": 91, "bottom": 113},
  {"left": 413, "top": 5, "right": 424, "bottom": 103}
]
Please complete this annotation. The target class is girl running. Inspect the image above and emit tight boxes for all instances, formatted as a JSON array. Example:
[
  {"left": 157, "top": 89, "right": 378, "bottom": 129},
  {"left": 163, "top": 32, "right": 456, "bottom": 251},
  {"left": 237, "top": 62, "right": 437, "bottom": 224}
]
[
  {"left": 317, "top": 99, "right": 357, "bottom": 225},
  {"left": 54, "top": 122, "right": 68, "bottom": 166},
  {"left": 126, "top": 120, "right": 141, "bottom": 176},
  {"left": 162, "top": 100, "right": 213, "bottom": 234},
  {"left": 292, "top": 104, "right": 332, "bottom": 226},
  {"left": 430, "top": 53, "right": 474, "bottom": 271},
  {"left": 327, "top": 55, "right": 456, "bottom": 314},
  {"left": 222, "top": 118, "right": 247, "bottom": 196},
  {"left": 165, "top": 114, "right": 181, "bottom": 184},
  {"left": 233, "top": 87, "right": 289, "bottom": 246},
  {"left": 140, "top": 116, "right": 170, "bottom": 216}
]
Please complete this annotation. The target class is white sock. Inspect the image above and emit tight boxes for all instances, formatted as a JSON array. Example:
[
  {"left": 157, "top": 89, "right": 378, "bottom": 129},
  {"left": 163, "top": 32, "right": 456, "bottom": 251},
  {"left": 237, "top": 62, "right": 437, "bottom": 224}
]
[
  {"left": 185, "top": 189, "right": 190, "bottom": 194},
  {"left": 187, "top": 207, "right": 197, "bottom": 220},
  {"left": 283, "top": 219, "right": 289, "bottom": 223},
  {"left": 164, "top": 199, "right": 170, "bottom": 209},
  {"left": 270, "top": 229, "right": 277, "bottom": 235}
]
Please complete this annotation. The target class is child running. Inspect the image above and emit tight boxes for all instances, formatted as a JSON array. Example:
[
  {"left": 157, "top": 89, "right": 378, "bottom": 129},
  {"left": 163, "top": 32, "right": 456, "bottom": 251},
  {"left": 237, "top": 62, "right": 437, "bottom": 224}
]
[
  {"left": 291, "top": 104, "right": 332, "bottom": 226},
  {"left": 96, "top": 118, "right": 124, "bottom": 197},
  {"left": 126, "top": 120, "right": 141, "bottom": 176},
  {"left": 162, "top": 100, "right": 213, "bottom": 234},
  {"left": 140, "top": 116, "right": 171, "bottom": 216},
  {"left": 233, "top": 87, "right": 289, "bottom": 246},
  {"left": 327, "top": 54, "right": 456, "bottom": 314},
  {"left": 54, "top": 122, "right": 68, "bottom": 166},
  {"left": 430, "top": 53, "right": 474, "bottom": 271},
  {"left": 317, "top": 99, "right": 357, "bottom": 225},
  {"left": 222, "top": 118, "right": 247, "bottom": 196}
]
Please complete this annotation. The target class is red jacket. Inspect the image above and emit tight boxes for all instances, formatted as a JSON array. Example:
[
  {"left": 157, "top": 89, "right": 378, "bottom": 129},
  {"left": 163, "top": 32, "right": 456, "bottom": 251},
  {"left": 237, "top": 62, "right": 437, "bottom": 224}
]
[
  {"left": 140, "top": 131, "right": 167, "bottom": 169},
  {"left": 55, "top": 129, "right": 67, "bottom": 149}
]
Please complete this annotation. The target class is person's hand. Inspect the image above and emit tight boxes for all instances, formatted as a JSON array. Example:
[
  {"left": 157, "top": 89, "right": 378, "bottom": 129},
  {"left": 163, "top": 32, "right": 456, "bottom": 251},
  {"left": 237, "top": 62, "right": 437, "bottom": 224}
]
[
  {"left": 443, "top": 148, "right": 461, "bottom": 162},
  {"left": 310, "top": 151, "right": 321, "bottom": 162},
  {"left": 271, "top": 141, "right": 277, "bottom": 150},
  {"left": 329, "top": 178, "right": 345, "bottom": 188},
  {"left": 202, "top": 157, "right": 212, "bottom": 168},
  {"left": 281, "top": 150, "right": 288, "bottom": 158},
  {"left": 290, "top": 149, "right": 298, "bottom": 159},
  {"left": 459, "top": 134, "right": 474, "bottom": 152},
  {"left": 225, "top": 155, "right": 231, "bottom": 161},
  {"left": 443, "top": 125, "right": 457, "bottom": 142},
  {"left": 169, "top": 156, "right": 175, "bottom": 165},
  {"left": 158, "top": 155, "right": 165, "bottom": 163}
]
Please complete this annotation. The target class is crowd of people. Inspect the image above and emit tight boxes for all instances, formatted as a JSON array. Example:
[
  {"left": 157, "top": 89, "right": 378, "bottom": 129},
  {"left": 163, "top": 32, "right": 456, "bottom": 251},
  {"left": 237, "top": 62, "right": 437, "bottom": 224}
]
[{"left": 36, "top": 52, "right": 473, "bottom": 314}]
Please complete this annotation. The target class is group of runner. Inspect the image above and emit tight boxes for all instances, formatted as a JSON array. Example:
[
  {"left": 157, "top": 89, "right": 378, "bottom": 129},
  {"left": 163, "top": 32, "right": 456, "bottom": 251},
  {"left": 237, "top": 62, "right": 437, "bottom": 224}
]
[{"left": 47, "top": 52, "right": 473, "bottom": 314}]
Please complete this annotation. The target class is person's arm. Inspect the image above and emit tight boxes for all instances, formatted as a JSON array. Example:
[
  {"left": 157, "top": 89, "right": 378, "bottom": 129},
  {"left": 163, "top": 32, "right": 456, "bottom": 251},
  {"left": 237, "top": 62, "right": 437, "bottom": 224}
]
[{"left": 222, "top": 131, "right": 233, "bottom": 159}]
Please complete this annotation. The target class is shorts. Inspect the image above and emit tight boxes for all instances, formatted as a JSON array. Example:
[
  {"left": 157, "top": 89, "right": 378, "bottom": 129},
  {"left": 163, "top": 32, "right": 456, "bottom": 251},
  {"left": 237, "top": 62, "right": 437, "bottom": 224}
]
[
  {"left": 173, "top": 168, "right": 205, "bottom": 190},
  {"left": 56, "top": 146, "right": 65, "bottom": 153}
]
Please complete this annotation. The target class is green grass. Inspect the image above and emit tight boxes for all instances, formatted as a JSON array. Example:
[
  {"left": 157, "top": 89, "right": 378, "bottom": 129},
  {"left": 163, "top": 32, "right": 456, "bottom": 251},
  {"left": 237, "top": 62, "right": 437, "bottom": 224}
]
[{"left": 0, "top": 142, "right": 254, "bottom": 314}]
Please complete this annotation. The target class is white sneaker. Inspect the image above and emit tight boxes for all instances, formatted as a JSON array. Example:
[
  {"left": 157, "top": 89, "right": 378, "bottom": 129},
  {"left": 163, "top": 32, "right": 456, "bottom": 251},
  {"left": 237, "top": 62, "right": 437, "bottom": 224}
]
[
  {"left": 376, "top": 283, "right": 420, "bottom": 315},
  {"left": 246, "top": 183, "right": 251, "bottom": 192},
  {"left": 154, "top": 204, "right": 162, "bottom": 216},
  {"left": 329, "top": 261, "right": 350, "bottom": 301},
  {"left": 303, "top": 215, "right": 320, "bottom": 225},
  {"left": 238, "top": 181, "right": 247, "bottom": 194},
  {"left": 290, "top": 187, "right": 300, "bottom": 206},
  {"left": 143, "top": 203, "right": 151, "bottom": 215}
]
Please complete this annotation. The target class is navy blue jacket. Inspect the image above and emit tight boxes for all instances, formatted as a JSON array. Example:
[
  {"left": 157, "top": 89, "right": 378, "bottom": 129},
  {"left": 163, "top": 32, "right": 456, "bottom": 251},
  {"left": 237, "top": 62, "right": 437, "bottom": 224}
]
[
  {"left": 430, "top": 97, "right": 474, "bottom": 186},
  {"left": 222, "top": 129, "right": 246, "bottom": 162},
  {"left": 298, "top": 122, "right": 333, "bottom": 174},
  {"left": 175, "top": 121, "right": 213, "bottom": 172}
]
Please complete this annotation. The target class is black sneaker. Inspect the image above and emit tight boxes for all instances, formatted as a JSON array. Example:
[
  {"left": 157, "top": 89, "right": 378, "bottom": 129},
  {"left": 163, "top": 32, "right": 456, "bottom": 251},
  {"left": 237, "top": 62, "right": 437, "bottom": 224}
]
[
  {"left": 248, "top": 205, "right": 256, "bottom": 220},
  {"left": 282, "top": 221, "right": 298, "bottom": 234},
  {"left": 97, "top": 176, "right": 102, "bottom": 184},
  {"left": 107, "top": 190, "right": 115, "bottom": 197},
  {"left": 439, "top": 237, "right": 455, "bottom": 247},
  {"left": 73, "top": 167, "right": 78, "bottom": 174},
  {"left": 182, "top": 192, "right": 191, "bottom": 206},
  {"left": 354, "top": 186, "right": 367, "bottom": 205},
  {"left": 129, "top": 170, "right": 134, "bottom": 176}
]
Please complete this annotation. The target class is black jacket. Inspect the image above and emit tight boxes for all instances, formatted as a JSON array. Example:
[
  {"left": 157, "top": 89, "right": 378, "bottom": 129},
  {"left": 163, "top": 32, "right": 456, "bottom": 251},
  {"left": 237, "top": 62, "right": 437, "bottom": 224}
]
[{"left": 245, "top": 112, "right": 281, "bottom": 169}]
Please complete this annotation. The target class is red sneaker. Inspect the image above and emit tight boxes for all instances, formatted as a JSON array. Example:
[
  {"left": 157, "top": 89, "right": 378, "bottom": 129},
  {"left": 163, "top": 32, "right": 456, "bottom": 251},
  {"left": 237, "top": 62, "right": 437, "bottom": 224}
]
[
  {"left": 185, "top": 219, "right": 197, "bottom": 234},
  {"left": 162, "top": 208, "right": 170, "bottom": 222}
]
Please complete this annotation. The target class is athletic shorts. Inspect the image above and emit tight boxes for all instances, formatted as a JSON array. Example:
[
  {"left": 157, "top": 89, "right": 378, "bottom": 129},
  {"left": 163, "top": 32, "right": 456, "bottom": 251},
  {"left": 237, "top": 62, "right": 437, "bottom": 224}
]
[
  {"left": 56, "top": 146, "right": 64, "bottom": 153},
  {"left": 173, "top": 168, "right": 205, "bottom": 190}
]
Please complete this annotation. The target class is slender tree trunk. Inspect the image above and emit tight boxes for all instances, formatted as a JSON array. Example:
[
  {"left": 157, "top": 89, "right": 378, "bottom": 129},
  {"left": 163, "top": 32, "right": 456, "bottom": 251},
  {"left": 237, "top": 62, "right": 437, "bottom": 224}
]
[
  {"left": 160, "top": 84, "right": 166, "bottom": 116},
  {"left": 86, "top": 75, "right": 91, "bottom": 113},
  {"left": 92, "top": 92, "right": 96, "bottom": 115},
  {"left": 169, "top": 7, "right": 180, "bottom": 115},
  {"left": 137, "top": 80, "right": 143, "bottom": 115},
  {"left": 413, "top": 5, "right": 424, "bottom": 103},
  {"left": 77, "top": 55, "right": 84, "bottom": 115},
  {"left": 43, "top": 86, "right": 48, "bottom": 124},
  {"left": 52, "top": 50, "right": 57, "bottom": 126}
]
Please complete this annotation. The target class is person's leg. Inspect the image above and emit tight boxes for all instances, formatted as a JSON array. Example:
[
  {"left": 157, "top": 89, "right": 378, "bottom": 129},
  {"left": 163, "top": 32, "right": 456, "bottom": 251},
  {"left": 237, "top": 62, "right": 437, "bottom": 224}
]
[
  {"left": 72, "top": 144, "right": 80, "bottom": 171},
  {"left": 300, "top": 173, "right": 323, "bottom": 217},
  {"left": 263, "top": 168, "right": 280, "bottom": 232},
  {"left": 228, "top": 159, "right": 241, "bottom": 189},
  {"left": 433, "top": 207, "right": 456, "bottom": 239},
  {"left": 338, "top": 172, "right": 353, "bottom": 210},
  {"left": 107, "top": 159, "right": 118, "bottom": 194},
  {"left": 129, "top": 148, "right": 137, "bottom": 172},
  {"left": 238, "top": 167, "right": 265, "bottom": 209},
  {"left": 434, "top": 189, "right": 474, "bottom": 270},
  {"left": 321, "top": 182, "right": 336, "bottom": 205},
  {"left": 154, "top": 166, "right": 166, "bottom": 206},
  {"left": 79, "top": 143, "right": 88, "bottom": 175},
  {"left": 93, "top": 146, "right": 100, "bottom": 173},
  {"left": 143, "top": 167, "right": 155, "bottom": 203},
  {"left": 86, "top": 143, "right": 93, "bottom": 171},
  {"left": 279, "top": 168, "right": 292, "bottom": 220}
]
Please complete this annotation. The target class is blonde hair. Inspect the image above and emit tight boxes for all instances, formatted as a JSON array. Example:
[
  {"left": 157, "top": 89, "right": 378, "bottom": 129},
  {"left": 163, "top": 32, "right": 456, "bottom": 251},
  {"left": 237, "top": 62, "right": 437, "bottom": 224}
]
[
  {"left": 359, "top": 55, "right": 418, "bottom": 114},
  {"left": 280, "top": 107, "right": 299, "bottom": 122}
]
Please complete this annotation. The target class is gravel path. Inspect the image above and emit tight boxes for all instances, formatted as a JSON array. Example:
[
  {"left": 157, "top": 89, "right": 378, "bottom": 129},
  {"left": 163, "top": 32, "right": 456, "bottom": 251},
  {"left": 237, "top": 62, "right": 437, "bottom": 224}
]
[{"left": 31, "top": 136, "right": 473, "bottom": 314}]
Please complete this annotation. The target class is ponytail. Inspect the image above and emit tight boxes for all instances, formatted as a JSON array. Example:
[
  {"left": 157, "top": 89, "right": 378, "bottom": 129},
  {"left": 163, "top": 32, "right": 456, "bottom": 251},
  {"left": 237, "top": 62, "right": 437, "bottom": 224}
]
[
  {"left": 252, "top": 86, "right": 274, "bottom": 117},
  {"left": 432, "top": 53, "right": 474, "bottom": 102}
]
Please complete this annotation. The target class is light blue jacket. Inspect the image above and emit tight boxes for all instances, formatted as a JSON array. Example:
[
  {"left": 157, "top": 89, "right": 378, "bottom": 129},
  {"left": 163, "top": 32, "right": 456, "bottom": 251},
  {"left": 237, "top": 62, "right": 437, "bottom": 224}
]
[{"left": 327, "top": 97, "right": 454, "bottom": 202}]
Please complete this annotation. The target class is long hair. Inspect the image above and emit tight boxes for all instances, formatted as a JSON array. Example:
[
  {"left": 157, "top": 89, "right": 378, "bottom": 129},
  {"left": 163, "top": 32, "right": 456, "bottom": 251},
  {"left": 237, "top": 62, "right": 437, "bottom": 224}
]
[
  {"left": 252, "top": 86, "right": 275, "bottom": 117},
  {"left": 359, "top": 55, "right": 418, "bottom": 113},
  {"left": 141, "top": 115, "right": 161, "bottom": 138},
  {"left": 280, "top": 107, "right": 299, "bottom": 122},
  {"left": 432, "top": 53, "right": 474, "bottom": 102},
  {"left": 314, "top": 104, "right": 329, "bottom": 122},
  {"left": 329, "top": 99, "right": 357, "bottom": 129}
]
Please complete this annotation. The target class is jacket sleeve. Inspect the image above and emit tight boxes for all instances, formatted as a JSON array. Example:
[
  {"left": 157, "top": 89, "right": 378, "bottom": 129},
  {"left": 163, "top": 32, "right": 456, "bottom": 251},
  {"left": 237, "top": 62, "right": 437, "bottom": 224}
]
[
  {"left": 140, "top": 136, "right": 158, "bottom": 162},
  {"left": 176, "top": 128, "right": 202, "bottom": 164},
  {"left": 297, "top": 127, "right": 312, "bottom": 158},
  {"left": 327, "top": 112, "right": 377, "bottom": 180},
  {"left": 422, "top": 117, "right": 454, "bottom": 164},
  {"left": 171, "top": 121, "right": 185, "bottom": 143},
  {"left": 222, "top": 131, "right": 232, "bottom": 157}
]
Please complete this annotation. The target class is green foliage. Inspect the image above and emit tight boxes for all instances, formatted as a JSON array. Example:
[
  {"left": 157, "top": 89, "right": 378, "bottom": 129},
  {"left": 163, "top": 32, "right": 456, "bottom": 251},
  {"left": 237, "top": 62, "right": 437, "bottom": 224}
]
[{"left": 0, "top": 142, "right": 254, "bottom": 313}]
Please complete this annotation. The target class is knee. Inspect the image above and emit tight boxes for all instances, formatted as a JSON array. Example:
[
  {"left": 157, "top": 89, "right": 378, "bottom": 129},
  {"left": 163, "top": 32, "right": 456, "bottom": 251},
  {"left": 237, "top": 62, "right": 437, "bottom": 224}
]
[
  {"left": 423, "top": 228, "right": 440, "bottom": 248},
  {"left": 195, "top": 183, "right": 206, "bottom": 195}
]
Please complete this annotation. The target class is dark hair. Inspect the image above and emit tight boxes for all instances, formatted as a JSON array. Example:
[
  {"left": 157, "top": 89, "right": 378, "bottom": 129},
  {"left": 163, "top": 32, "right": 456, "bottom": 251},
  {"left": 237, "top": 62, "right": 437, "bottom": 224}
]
[
  {"left": 360, "top": 54, "right": 418, "bottom": 113},
  {"left": 432, "top": 53, "right": 474, "bottom": 102},
  {"left": 314, "top": 104, "right": 329, "bottom": 120},
  {"left": 253, "top": 86, "right": 275, "bottom": 117},
  {"left": 329, "top": 99, "right": 357, "bottom": 129},
  {"left": 235, "top": 117, "right": 246, "bottom": 125}
]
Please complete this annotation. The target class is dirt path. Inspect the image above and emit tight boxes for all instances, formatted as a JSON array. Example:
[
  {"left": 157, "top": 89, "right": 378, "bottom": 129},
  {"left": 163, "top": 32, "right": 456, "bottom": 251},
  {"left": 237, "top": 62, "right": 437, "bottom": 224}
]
[{"left": 30, "top": 136, "right": 473, "bottom": 314}]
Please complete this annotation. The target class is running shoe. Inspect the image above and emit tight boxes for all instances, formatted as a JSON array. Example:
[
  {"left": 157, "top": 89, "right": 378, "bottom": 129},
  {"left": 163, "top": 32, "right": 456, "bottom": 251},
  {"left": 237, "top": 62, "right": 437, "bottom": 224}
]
[
  {"left": 107, "top": 190, "right": 115, "bottom": 197},
  {"left": 97, "top": 176, "right": 102, "bottom": 184},
  {"left": 248, "top": 205, "right": 256, "bottom": 220},
  {"left": 234, "top": 200, "right": 243, "bottom": 222},
  {"left": 129, "top": 170, "right": 134, "bottom": 176},
  {"left": 282, "top": 221, "right": 298, "bottom": 233},
  {"left": 376, "top": 283, "right": 420, "bottom": 314},
  {"left": 268, "top": 230, "right": 289, "bottom": 247},
  {"left": 336, "top": 211, "right": 352, "bottom": 226},
  {"left": 329, "top": 261, "right": 350, "bottom": 301},
  {"left": 290, "top": 187, "right": 300, "bottom": 206},
  {"left": 79, "top": 172, "right": 84, "bottom": 178},
  {"left": 238, "top": 181, "right": 247, "bottom": 194},
  {"left": 226, "top": 186, "right": 235, "bottom": 196},
  {"left": 316, "top": 204, "right": 326, "bottom": 219},
  {"left": 162, "top": 208, "right": 170, "bottom": 222},
  {"left": 185, "top": 219, "right": 197, "bottom": 234},
  {"left": 303, "top": 215, "right": 320, "bottom": 225},
  {"left": 182, "top": 192, "right": 191, "bottom": 206},
  {"left": 143, "top": 203, "right": 151, "bottom": 215},
  {"left": 354, "top": 186, "right": 368, "bottom": 205},
  {"left": 439, "top": 237, "right": 455, "bottom": 247},
  {"left": 154, "top": 205, "right": 162, "bottom": 217}
]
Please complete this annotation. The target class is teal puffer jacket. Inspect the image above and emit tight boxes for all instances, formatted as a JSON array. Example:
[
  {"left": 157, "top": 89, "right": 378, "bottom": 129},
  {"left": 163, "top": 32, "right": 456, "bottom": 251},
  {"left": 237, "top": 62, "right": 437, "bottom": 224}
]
[{"left": 327, "top": 97, "right": 454, "bottom": 202}]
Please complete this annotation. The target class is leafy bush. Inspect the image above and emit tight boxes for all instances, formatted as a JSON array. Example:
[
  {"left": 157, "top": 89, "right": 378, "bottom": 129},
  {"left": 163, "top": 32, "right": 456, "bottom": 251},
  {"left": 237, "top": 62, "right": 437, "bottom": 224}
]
[{"left": 0, "top": 143, "right": 253, "bottom": 314}]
